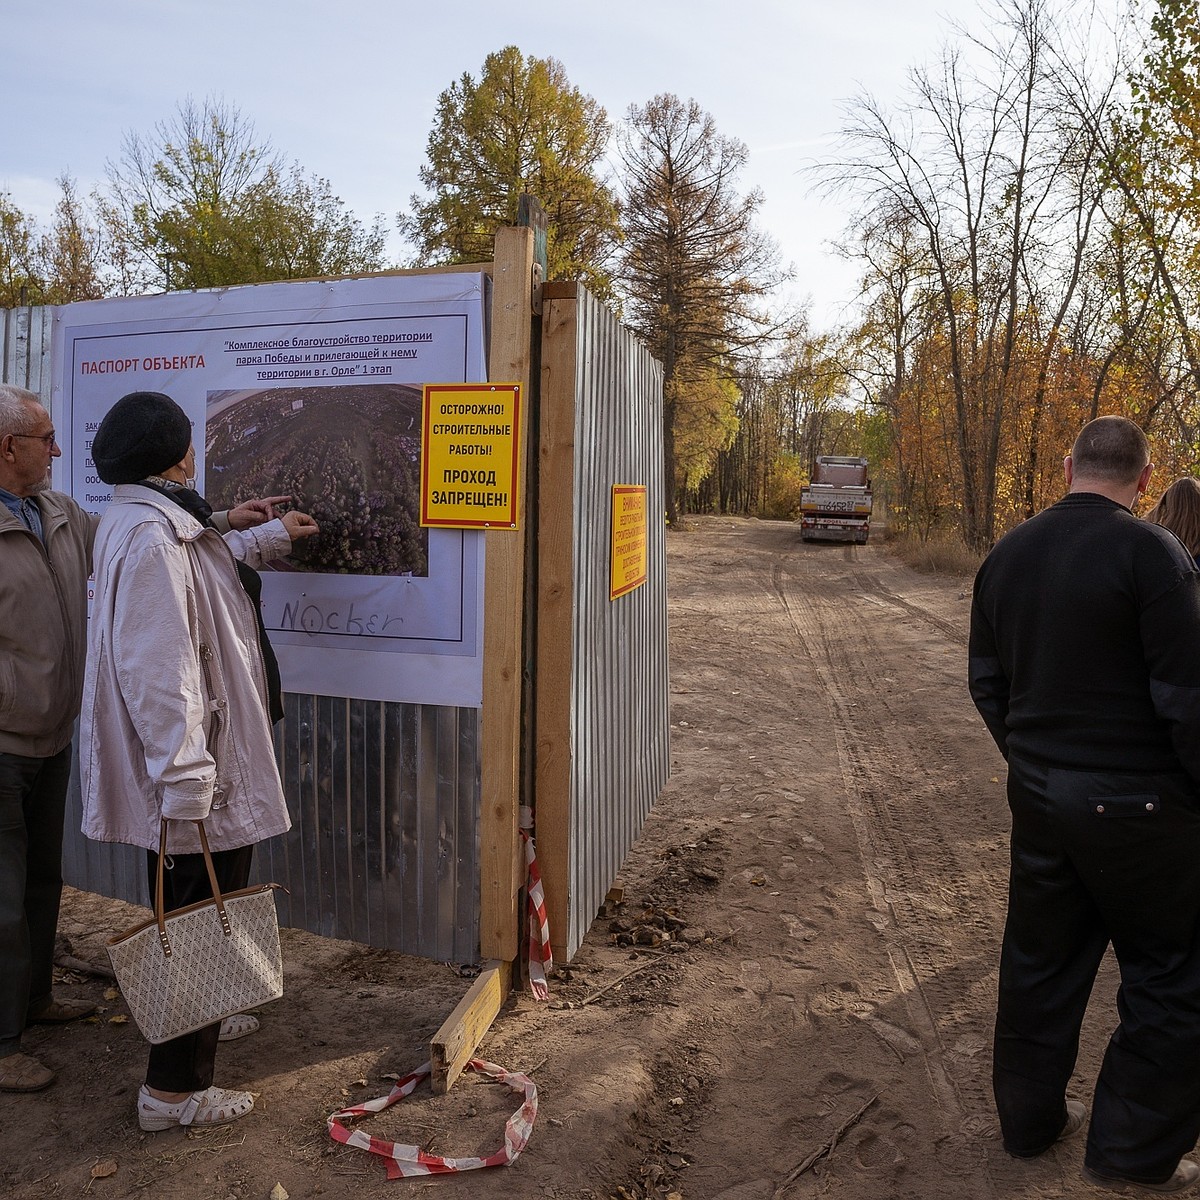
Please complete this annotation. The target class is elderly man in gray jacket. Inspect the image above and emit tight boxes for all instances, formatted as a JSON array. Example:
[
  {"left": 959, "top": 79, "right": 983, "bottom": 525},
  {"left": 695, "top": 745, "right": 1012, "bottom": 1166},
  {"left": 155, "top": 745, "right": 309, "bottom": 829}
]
[{"left": 0, "top": 385, "right": 97, "bottom": 1093}]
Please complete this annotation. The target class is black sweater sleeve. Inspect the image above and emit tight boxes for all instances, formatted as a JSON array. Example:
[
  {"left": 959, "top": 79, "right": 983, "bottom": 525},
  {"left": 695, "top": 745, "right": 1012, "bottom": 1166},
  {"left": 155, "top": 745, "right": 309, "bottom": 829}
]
[
  {"left": 1143, "top": 569, "right": 1200, "bottom": 786},
  {"left": 968, "top": 580, "right": 1010, "bottom": 759}
]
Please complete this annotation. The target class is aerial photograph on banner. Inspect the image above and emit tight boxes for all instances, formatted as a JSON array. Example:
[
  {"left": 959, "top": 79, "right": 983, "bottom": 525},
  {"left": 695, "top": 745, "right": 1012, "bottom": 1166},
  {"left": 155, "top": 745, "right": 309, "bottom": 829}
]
[{"left": 205, "top": 383, "right": 427, "bottom": 576}]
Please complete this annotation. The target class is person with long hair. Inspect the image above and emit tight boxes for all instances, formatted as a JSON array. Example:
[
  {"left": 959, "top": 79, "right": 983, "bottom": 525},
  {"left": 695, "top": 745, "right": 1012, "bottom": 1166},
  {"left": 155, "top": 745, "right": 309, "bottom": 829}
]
[{"left": 1146, "top": 476, "right": 1200, "bottom": 564}]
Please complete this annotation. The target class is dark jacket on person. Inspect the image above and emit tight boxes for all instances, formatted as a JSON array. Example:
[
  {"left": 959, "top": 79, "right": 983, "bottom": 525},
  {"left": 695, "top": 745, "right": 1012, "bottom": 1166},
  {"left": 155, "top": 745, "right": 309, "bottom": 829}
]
[{"left": 969, "top": 491, "right": 1200, "bottom": 783}]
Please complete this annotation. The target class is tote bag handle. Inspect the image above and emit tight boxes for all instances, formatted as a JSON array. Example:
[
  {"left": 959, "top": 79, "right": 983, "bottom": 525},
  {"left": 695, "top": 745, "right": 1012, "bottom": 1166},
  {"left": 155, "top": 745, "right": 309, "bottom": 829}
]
[{"left": 154, "top": 820, "right": 230, "bottom": 958}]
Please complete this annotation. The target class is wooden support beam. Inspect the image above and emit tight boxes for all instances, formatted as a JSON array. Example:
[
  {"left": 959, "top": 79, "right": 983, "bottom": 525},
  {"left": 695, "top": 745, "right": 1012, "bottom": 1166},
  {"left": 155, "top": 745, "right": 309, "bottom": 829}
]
[
  {"left": 375, "top": 262, "right": 494, "bottom": 278},
  {"left": 205, "top": 263, "right": 495, "bottom": 291},
  {"left": 430, "top": 959, "right": 513, "bottom": 1094},
  {"left": 479, "top": 226, "right": 535, "bottom": 962},
  {"left": 535, "top": 289, "right": 580, "bottom": 964}
]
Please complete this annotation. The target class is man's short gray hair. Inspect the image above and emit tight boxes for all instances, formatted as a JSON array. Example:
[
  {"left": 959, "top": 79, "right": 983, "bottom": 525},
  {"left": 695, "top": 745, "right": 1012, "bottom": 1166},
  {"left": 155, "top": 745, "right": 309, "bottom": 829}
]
[{"left": 0, "top": 385, "right": 41, "bottom": 437}]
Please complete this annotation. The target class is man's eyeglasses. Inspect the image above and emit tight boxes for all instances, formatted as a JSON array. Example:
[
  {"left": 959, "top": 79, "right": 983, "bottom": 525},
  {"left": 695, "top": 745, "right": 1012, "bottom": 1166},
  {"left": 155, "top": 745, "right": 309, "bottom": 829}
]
[{"left": 10, "top": 432, "right": 57, "bottom": 447}]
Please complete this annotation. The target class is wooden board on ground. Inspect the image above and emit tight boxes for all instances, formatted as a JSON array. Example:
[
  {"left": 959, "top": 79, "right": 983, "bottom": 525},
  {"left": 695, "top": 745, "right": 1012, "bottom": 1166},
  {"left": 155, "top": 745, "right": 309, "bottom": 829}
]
[{"left": 430, "top": 958, "right": 513, "bottom": 1093}]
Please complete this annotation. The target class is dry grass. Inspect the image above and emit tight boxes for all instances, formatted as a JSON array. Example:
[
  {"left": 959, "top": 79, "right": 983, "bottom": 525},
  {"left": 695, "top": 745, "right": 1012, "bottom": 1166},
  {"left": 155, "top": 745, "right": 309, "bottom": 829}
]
[{"left": 888, "top": 531, "right": 984, "bottom": 578}]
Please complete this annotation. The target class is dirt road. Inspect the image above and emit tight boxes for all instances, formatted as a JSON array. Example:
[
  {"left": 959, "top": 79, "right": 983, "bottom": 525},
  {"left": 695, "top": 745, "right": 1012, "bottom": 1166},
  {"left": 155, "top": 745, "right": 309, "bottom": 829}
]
[{"left": 4, "top": 517, "right": 1124, "bottom": 1199}]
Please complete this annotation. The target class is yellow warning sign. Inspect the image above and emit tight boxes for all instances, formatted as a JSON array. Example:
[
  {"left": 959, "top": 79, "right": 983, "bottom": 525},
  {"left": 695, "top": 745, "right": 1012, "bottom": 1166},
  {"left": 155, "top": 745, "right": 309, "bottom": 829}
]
[
  {"left": 420, "top": 383, "right": 521, "bottom": 529},
  {"left": 610, "top": 484, "right": 648, "bottom": 600}
]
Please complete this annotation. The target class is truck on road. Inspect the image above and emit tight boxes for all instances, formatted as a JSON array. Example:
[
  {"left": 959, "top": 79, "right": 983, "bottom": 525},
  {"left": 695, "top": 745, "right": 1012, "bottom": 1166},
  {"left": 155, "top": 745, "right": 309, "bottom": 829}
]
[{"left": 800, "top": 456, "right": 872, "bottom": 544}]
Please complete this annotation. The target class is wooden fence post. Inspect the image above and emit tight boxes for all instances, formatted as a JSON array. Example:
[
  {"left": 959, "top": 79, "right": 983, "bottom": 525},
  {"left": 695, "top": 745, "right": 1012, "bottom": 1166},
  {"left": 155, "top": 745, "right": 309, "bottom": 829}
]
[
  {"left": 534, "top": 282, "right": 579, "bottom": 961},
  {"left": 479, "top": 225, "right": 536, "bottom": 962}
]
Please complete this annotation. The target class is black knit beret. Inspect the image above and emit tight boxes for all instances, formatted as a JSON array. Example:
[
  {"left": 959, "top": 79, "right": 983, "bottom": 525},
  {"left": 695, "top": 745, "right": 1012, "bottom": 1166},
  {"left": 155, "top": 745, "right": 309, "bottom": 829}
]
[{"left": 92, "top": 391, "right": 193, "bottom": 485}]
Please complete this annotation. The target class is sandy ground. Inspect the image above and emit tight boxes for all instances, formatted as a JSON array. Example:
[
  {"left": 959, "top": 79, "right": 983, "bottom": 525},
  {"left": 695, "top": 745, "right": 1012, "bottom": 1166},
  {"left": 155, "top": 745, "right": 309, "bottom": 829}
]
[{"left": 2, "top": 515, "right": 1132, "bottom": 1199}]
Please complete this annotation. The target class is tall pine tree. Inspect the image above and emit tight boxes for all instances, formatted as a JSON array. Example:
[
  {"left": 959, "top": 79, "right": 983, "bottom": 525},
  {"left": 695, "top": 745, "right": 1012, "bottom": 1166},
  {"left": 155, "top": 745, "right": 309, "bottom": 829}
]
[
  {"left": 401, "top": 46, "right": 620, "bottom": 297},
  {"left": 618, "top": 94, "right": 781, "bottom": 523}
]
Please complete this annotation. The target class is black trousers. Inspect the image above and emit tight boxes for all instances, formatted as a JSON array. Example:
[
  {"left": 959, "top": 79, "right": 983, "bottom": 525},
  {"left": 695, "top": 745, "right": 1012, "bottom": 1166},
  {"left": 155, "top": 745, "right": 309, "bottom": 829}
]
[
  {"left": 143, "top": 841, "right": 253, "bottom": 1093},
  {"left": 0, "top": 748, "right": 71, "bottom": 1058},
  {"left": 996, "top": 756, "right": 1200, "bottom": 1182}
]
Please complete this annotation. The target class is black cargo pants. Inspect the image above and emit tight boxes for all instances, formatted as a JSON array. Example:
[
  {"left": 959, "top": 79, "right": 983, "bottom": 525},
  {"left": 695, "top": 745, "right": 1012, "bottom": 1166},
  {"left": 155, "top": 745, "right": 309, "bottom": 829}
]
[{"left": 995, "top": 755, "right": 1200, "bottom": 1183}]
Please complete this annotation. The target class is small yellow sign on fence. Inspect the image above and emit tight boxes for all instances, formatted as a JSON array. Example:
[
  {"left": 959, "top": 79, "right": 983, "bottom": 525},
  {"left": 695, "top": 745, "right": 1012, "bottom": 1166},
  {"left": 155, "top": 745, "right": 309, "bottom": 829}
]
[
  {"left": 420, "top": 383, "right": 521, "bottom": 529},
  {"left": 610, "top": 484, "right": 648, "bottom": 600}
]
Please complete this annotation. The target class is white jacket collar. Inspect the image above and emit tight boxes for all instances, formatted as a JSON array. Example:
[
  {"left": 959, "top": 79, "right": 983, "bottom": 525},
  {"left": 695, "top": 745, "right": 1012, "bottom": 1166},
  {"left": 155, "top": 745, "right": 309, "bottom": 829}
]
[{"left": 110, "top": 483, "right": 207, "bottom": 543}]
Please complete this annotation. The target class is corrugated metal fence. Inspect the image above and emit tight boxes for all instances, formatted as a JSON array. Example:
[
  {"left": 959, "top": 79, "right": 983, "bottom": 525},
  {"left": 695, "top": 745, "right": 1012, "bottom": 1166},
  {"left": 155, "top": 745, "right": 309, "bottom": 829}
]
[
  {"left": 1, "top": 305, "right": 53, "bottom": 397},
  {"left": 3, "top": 305, "right": 481, "bottom": 962},
  {"left": 264, "top": 697, "right": 479, "bottom": 959},
  {"left": 65, "top": 702, "right": 481, "bottom": 962},
  {"left": 537, "top": 284, "right": 670, "bottom": 960}
]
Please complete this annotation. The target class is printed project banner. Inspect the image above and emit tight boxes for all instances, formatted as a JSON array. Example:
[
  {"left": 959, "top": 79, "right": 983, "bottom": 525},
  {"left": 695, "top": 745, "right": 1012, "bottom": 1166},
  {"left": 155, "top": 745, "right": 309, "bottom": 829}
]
[{"left": 52, "top": 274, "right": 491, "bottom": 706}]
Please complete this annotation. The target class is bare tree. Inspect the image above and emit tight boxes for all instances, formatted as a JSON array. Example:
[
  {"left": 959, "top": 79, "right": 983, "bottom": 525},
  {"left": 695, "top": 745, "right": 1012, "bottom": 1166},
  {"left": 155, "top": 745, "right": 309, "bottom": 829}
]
[
  {"left": 824, "top": 0, "right": 1116, "bottom": 547},
  {"left": 1054, "top": 2, "right": 1200, "bottom": 443},
  {"left": 839, "top": 205, "right": 944, "bottom": 534}
]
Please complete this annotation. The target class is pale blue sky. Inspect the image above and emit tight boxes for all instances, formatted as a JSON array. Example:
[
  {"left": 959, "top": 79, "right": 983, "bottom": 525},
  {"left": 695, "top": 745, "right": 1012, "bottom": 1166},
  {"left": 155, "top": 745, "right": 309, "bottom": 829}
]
[{"left": 5, "top": 0, "right": 1066, "bottom": 327}]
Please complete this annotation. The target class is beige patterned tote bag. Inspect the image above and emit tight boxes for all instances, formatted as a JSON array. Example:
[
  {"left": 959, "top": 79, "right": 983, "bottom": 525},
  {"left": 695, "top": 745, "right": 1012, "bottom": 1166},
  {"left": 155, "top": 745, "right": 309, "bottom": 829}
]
[{"left": 107, "top": 820, "right": 284, "bottom": 1044}]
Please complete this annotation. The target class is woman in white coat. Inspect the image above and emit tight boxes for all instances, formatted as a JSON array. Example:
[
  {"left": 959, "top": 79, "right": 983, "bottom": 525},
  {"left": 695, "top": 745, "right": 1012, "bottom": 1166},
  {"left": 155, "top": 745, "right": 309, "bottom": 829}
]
[{"left": 80, "top": 391, "right": 317, "bottom": 1131}]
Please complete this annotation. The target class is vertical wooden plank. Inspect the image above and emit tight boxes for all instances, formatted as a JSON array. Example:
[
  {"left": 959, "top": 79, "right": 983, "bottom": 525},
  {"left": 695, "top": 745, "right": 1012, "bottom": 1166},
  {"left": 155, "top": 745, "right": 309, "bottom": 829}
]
[
  {"left": 535, "top": 288, "right": 579, "bottom": 963},
  {"left": 479, "top": 226, "right": 534, "bottom": 961}
]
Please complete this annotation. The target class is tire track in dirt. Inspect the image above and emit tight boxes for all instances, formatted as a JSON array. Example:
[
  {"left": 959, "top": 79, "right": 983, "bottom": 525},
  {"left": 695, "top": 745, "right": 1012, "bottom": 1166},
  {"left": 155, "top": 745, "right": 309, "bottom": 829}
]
[
  {"left": 662, "top": 521, "right": 1107, "bottom": 1198},
  {"left": 764, "top": 533, "right": 1009, "bottom": 1188},
  {"left": 653, "top": 524, "right": 947, "bottom": 1196},
  {"left": 652, "top": 520, "right": 1092, "bottom": 1197},
  {"left": 852, "top": 572, "right": 971, "bottom": 647}
]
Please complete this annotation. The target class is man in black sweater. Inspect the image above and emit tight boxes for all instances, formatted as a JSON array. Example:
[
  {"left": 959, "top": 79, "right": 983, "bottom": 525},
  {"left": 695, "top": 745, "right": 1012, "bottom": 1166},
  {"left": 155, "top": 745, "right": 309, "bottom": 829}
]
[{"left": 970, "top": 416, "right": 1200, "bottom": 1193}]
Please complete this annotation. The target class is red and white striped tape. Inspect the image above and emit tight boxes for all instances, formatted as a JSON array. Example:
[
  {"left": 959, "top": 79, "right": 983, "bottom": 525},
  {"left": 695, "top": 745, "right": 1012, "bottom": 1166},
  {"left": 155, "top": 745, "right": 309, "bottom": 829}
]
[
  {"left": 522, "top": 826, "right": 553, "bottom": 1000},
  {"left": 326, "top": 1058, "right": 538, "bottom": 1179}
]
